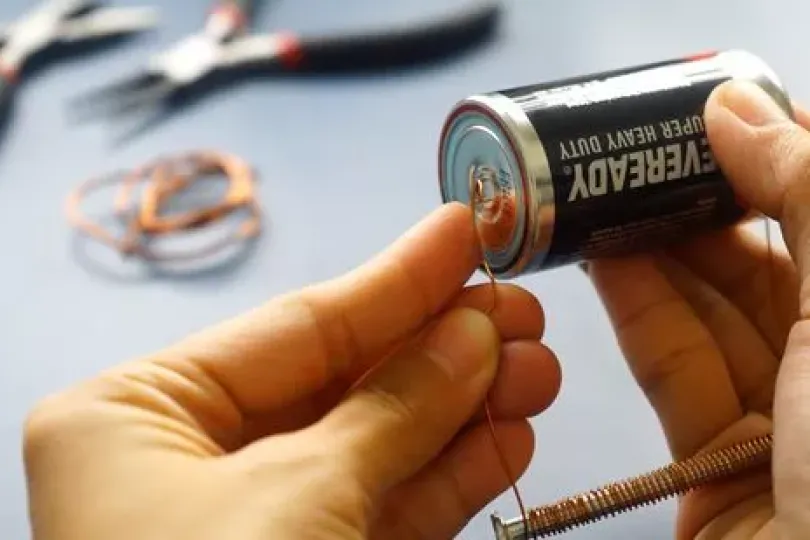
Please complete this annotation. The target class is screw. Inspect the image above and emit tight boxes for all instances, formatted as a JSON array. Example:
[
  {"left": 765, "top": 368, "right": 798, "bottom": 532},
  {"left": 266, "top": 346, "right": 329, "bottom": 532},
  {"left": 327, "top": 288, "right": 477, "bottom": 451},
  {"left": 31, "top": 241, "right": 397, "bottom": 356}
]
[{"left": 492, "top": 434, "right": 773, "bottom": 539}]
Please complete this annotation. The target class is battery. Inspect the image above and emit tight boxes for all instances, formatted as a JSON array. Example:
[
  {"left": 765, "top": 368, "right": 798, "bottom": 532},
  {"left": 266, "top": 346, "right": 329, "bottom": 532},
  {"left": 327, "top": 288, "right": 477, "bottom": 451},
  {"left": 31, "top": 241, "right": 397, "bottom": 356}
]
[{"left": 437, "top": 49, "right": 794, "bottom": 278}]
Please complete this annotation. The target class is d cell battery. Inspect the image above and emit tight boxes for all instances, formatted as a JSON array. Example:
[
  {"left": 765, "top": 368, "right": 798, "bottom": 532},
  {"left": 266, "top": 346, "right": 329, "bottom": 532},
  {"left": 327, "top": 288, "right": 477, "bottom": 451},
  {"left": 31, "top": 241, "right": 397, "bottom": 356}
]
[{"left": 437, "top": 49, "right": 793, "bottom": 278}]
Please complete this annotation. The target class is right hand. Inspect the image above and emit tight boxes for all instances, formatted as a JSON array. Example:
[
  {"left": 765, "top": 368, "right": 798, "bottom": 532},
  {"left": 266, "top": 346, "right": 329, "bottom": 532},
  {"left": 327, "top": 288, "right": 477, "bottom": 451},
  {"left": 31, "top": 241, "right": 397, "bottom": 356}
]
[{"left": 585, "top": 80, "right": 810, "bottom": 538}]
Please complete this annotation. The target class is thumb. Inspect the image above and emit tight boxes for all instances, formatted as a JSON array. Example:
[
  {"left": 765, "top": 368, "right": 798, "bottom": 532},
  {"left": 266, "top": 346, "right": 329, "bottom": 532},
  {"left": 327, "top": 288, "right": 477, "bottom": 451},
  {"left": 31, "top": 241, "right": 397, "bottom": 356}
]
[
  {"left": 316, "top": 307, "right": 499, "bottom": 496},
  {"left": 706, "top": 81, "right": 810, "bottom": 530},
  {"left": 704, "top": 80, "right": 810, "bottom": 279}
]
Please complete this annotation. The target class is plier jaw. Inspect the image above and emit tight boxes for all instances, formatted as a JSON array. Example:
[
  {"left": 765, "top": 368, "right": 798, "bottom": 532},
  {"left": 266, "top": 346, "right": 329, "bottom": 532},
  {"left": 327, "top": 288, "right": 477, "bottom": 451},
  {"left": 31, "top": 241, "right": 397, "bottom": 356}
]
[
  {"left": 69, "top": 28, "right": 260, "bottom": 122},
  {"left": 71, "top": 0, "right": 502, "bottom": 138},
  {"left": 0, "top": 0, "right": 158, "bottom": 80}
]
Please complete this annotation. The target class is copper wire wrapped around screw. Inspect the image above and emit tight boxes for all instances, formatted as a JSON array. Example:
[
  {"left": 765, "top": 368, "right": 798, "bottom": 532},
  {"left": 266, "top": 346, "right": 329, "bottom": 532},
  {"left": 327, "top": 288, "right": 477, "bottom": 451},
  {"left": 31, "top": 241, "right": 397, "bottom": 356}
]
[
  {"left": 467, "top": 164, "right": 780, "bottom": 538},
  {"left": 65, "top": 150, "right": 261, "bottom": 263},
  {"left": 512, "top": 434, "right": 773, "bottom": 538}
]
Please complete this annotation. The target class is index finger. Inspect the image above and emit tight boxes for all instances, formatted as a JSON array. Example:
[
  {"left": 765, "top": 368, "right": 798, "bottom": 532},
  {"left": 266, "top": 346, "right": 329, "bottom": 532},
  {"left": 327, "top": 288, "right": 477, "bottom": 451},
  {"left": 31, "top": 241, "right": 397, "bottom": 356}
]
[
  {"left": 152, "top": 202, "right": 483, "bottom": 416},
  {"left": 666, "top": 224, "right": 799, "bottom": 355},
  {"left": 588, "top": 254, "right": 744, "bottom": 460}
]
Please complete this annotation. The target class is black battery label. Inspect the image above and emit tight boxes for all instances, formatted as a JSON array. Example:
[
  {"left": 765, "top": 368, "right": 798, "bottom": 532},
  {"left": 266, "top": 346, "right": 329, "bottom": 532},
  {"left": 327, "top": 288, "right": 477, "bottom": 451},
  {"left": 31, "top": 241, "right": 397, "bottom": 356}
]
[{"left": 499, "top": 55, "right": 746, "bottom": 269}]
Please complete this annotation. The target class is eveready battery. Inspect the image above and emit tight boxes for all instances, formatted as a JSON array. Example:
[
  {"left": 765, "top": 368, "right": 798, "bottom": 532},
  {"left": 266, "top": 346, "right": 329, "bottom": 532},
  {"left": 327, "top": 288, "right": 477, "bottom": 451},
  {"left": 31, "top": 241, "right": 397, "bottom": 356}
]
[{"left": 438, "top": 49, "right": 793, "bottom": 278}]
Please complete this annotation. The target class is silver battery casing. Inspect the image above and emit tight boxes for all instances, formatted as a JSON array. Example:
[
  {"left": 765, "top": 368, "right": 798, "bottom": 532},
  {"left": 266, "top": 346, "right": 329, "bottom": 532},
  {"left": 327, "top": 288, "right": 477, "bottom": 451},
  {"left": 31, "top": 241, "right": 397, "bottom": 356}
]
[{"left": 438, "top": 49, "right": 793, "bottom": 279}]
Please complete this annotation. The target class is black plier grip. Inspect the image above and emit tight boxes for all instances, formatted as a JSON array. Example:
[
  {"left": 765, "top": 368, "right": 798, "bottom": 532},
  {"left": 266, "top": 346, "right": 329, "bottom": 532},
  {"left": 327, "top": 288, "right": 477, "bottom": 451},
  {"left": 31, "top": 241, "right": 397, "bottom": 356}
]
[
  {"left": 283, "top": 1, "right": 501, "bottom": 71},
  {"left": 0, "top": 0, "right": 157, "bottom": 80},
  {"left": 223, "top": 1, "right": 502, "bottom": 73},
  {"left": 72, "top": 0, "right": 502, "bottom": 125}
]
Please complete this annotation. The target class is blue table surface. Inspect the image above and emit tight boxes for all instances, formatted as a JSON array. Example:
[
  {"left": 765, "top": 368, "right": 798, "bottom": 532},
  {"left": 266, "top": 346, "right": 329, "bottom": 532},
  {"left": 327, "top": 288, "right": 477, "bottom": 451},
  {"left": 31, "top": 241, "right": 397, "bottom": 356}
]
[{"left": 1, "top": 0, "right": 807, "bottom": 538}]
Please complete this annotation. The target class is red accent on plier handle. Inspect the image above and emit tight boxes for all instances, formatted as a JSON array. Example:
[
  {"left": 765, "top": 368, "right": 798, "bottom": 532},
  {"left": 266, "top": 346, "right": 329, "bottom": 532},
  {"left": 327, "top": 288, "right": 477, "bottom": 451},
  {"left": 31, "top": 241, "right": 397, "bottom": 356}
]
[
  {"left": 209, "top": 2, "right": 248, "bottom": 33},
  {"left": 0, "top": 63, "right": 18, "bottom": 84},
  {"left": 276, "top": 33, "right": 304, "bottom": 69}
]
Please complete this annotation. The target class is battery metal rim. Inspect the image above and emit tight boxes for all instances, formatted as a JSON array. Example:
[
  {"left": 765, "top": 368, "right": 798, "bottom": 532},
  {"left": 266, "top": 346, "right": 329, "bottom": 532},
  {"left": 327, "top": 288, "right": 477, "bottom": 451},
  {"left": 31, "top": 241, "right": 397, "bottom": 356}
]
[
  {"left": 469, "top": 92, "right": 555, "bottom": 278},
  {"left": 438, "top": 93, "right": 554, "bottom": 279},
  {"left": 438, "top": 97, "right": 529, "bottom": 276},
  {"left": 717, "top": 49, "right": 795, "bottom": 119}
]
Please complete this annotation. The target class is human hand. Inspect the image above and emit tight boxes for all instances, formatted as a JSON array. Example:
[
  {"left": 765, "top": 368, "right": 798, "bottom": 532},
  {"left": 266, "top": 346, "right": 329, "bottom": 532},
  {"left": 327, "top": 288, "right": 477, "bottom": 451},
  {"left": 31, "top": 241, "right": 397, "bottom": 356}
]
[
  {"left": 585, "top": 80, "right": 810, "bottom": 538},
  {"left": 23, "top": 203, "right": 562, "bottom": 540}
]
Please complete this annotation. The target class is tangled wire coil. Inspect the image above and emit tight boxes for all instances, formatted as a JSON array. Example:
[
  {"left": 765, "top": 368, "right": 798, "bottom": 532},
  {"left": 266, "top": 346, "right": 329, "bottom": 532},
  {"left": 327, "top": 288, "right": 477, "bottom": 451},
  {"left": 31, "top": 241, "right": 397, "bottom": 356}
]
[{"left": 65, "top": 150, "right": 262, "bottom": 262}]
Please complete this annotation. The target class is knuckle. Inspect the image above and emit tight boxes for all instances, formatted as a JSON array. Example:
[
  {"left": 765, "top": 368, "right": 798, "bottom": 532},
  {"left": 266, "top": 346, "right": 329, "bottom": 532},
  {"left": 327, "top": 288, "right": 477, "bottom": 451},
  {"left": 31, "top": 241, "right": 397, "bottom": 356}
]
[
  {"left": 22, "top": 380, "right": 100, "bottom": 461},
  {"left": 752, "top": 123, "right": 810, "bottom": 243},
  {"left": 773, "top": 124, "right": 810, "bottom": 187},
  {"left": 630, "top": 336, "right": 715, "bottom": 398},
  {"left": 361, "top": 383, "right": 419, "bottom": 428},
  {"left": 293, "top": 289, "right": 363, "bottom": 381},
  {"left": 23, "top": 394, "right": 73, "bottom": 457},
  {"left": 374, "top": 503, "right": 433, "bottom": 540},
  {"left": 763, "top": 123, "right": 810, "bottom": 201},
  {"left": 770, "top": 125, "right": 810, "bottom": 250}
]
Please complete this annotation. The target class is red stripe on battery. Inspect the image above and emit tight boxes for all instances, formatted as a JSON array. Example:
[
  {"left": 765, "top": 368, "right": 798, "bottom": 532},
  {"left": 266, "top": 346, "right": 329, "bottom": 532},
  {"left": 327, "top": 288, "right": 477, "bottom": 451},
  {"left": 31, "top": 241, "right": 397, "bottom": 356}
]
[{"left": 686, "top": 50, "right": 718, "bottom": 61}]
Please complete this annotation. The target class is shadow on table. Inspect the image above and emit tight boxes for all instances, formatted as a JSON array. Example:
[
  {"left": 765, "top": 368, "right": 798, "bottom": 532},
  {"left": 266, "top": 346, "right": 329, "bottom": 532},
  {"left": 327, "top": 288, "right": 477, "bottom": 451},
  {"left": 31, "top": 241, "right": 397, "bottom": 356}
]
[
  {"left": 68, "top": 210, "right": 265, "bottom": 285},
  {"left": 69, "top": 233, "right": 262, "bottom": 285}
]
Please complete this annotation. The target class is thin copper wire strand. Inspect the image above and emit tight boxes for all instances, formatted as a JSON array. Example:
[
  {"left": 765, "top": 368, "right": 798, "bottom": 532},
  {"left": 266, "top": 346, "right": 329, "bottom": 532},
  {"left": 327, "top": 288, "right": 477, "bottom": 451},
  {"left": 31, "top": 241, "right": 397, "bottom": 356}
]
[
  {"left": 764, "top": 216, "right": 776, "bottom": 331},
  {"left": 65, "top": 150, "right": 262, "bottom": 263},
  {"left": 469, "top": 173, "right": 532, "bottom": 537},
  {"left": 490, "top": 214, "right": 779, "bottom": 538}
]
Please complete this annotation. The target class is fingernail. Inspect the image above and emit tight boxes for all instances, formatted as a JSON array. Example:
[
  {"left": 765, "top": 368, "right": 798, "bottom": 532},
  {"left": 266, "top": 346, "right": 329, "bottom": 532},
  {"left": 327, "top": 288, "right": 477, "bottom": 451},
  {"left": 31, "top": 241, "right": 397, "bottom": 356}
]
[
  {"left": 423, "top": 309, "right": 497, "bottom": 381},
  {"left": 718, "top": 80, "right": 789, "bottom": 127}
]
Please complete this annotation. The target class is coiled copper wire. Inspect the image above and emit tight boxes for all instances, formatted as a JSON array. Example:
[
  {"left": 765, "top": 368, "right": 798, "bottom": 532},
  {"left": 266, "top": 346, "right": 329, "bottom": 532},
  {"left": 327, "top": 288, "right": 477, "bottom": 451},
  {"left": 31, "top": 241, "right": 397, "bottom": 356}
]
[
  {"left": 65, "top": 150, "right": 261, "bottom": 262},
  {"left": 470, "top": 171, "right": 778, "bottom": 539},
  {"left": 499, "top": 434, "right": 773, "bottom": 539}
]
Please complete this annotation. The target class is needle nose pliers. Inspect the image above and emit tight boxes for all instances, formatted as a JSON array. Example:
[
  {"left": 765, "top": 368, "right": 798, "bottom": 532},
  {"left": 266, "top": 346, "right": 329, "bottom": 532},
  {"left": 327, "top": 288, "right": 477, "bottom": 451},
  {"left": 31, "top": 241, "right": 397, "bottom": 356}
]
[
  {"left": 0, "top": 0, "right": 158, "bottom": 112},
  {"left": 72, "top": 0, "right": 502, "bottom": 121}
]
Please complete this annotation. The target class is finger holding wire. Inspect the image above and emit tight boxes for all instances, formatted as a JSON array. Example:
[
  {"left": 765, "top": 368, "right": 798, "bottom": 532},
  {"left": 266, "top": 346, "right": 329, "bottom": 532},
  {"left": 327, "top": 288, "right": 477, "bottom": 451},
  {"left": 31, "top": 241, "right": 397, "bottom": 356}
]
[
  {"left": 465, "top": 169, "right": 535, "bottom": 538},
  {"left": 451, "top": 282, "right": 561, "bottom": 421},
  {"left": 369, "top": 417, "right": 536, "bottom": 540}
]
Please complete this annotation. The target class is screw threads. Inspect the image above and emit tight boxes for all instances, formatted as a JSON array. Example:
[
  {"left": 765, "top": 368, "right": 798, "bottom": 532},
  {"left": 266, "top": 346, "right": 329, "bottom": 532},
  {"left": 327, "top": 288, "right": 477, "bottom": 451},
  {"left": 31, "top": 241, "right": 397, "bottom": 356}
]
[{"left": 502, "top": 434, "right": 772, "bottom": 538}]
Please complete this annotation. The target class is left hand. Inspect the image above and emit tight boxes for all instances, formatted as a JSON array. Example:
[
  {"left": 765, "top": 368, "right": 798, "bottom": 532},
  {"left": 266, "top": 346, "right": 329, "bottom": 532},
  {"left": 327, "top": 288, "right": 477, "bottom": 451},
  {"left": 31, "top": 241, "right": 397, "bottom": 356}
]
[{"left": 23, "top": 202, "right": 562, "bottom": 540}]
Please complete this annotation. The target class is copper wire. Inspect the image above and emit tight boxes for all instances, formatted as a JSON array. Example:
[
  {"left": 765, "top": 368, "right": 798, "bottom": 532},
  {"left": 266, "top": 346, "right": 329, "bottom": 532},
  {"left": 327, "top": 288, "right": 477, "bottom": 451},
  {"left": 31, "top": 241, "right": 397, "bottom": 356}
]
[
  {"left": 469, "top": 171, "right": 533, "bottom": 537},
  {"left": 65, "top": 150, "right": 261, "bottom": 262},
  {"left": 470, "top": 187, "right": 779, "bottom": 538},
  {"left": 519, "top": 434, "right": 773, "bottom": 537}
]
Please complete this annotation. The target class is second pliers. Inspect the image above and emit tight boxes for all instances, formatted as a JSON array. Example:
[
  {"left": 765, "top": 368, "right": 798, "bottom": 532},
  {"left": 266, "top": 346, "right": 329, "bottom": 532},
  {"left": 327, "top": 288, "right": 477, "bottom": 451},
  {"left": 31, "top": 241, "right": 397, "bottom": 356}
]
[
  {"left": 0, "top": 0, "right": 157, "bottom": 113},
  {"left": 71, "top": 0, "right": 503, "bottom": 118}
]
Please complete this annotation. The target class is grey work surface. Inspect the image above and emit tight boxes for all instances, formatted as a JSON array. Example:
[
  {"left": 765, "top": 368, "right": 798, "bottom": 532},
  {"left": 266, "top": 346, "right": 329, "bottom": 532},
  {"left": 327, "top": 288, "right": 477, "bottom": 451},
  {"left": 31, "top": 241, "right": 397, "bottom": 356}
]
[{"left": 1, "top": 0, "right": 806, "bottom": 539}]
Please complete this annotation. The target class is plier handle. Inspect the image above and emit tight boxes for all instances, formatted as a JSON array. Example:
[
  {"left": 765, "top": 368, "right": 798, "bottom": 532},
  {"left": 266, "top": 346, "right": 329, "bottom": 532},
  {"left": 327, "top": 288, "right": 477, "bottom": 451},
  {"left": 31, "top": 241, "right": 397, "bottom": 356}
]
[
  {"left": 236, "top": 0, "right": 502, "bottom": 73},
  {"left": 74, "top": 0, "right": 502, "bottom": 120},
  {"left": 0, "top": 0, "right": 158, "bottom": 82}
]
